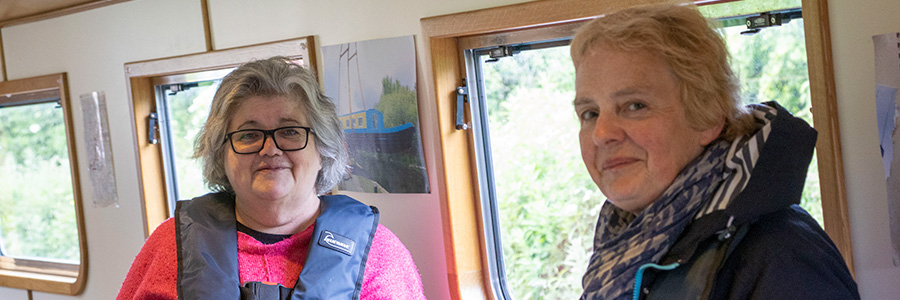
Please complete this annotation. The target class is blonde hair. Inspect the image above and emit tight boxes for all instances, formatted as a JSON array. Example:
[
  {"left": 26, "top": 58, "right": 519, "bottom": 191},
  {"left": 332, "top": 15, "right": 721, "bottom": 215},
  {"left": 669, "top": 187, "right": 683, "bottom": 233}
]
[
  {"left": 571, "top": 3, "right": 755, "bottom": 140},
  {"left": 194, "top": 56, "right": 348, "bottom": 195}
]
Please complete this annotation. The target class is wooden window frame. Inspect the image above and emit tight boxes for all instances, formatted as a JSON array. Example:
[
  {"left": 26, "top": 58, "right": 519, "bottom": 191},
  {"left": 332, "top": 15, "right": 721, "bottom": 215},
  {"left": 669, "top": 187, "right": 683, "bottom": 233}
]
[
  {"left": 421, "top": 0, "right": 851, "bottom": 298},
  {"left": 125, "top": 36, "right": 317, "bottom": 237},
  {"left": 0, "top": 73, "right": 89, "bottom": 295},
  {"left": 0, "top": 0, "right": 131, "bottom": 28}
]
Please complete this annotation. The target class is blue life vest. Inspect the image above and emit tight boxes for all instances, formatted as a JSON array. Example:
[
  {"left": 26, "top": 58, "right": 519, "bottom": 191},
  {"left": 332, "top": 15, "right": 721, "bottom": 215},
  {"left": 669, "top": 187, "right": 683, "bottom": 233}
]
[{"left": 174, "top": 192, "right": 379, "bottom": 300}]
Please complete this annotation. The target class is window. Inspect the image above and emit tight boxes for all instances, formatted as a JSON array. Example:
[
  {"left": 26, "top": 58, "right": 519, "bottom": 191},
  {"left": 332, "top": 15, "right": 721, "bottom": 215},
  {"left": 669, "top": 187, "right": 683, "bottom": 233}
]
[
  {"left": 467, "top": 40, "right": 592, "bottom": 300},
  {"left": 0, "top": 73, "right": 88, "bottom": 295},
  {"left": 421, "top": 0, "right": 850, "bottom": 298},
  {"left": 126, "top": 37, "right": 317, "bottom": 235},
  {"left": 152, "top": 70, "right": 229, "bottom": 212}
]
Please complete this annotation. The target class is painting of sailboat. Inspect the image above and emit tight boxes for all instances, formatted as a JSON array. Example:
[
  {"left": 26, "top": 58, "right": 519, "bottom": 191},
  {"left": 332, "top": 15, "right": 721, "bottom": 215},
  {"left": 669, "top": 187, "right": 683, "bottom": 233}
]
[{"left": 322, "top": 35, "right": 429, "bottom": 193}]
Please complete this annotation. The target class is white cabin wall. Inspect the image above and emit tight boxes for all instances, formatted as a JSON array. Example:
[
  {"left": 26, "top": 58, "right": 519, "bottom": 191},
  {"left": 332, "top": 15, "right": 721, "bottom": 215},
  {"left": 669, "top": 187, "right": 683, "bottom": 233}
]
[
  {"left": 828, "top": 0, "right": 900, "bottom": 299},
  {"left": 2, "top": 1, "right": 206, "bottom": 299}
]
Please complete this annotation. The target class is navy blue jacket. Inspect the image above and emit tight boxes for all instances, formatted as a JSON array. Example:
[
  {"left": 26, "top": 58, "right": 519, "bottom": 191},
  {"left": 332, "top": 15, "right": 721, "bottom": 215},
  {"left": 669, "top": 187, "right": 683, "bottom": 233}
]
[{"left": 642, "top": 102, "right": 859, "bottom": 300}]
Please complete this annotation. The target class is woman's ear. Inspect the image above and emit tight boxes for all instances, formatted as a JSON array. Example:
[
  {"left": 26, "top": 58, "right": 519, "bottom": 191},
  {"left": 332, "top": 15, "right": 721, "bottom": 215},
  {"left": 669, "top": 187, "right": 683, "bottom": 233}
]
[{"left": 698, "top": 118, "right": 725, "bottom": 146}]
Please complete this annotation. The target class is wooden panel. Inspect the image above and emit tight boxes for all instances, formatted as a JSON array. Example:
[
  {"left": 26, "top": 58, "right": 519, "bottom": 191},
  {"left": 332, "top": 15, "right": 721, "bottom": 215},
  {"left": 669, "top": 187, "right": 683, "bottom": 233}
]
[
  {"left": 125, "top": 37, "right": 314, "bottom": 78},
  {"left": 429, "top": 36, "right": 490, "bottom": 300},
  {"left": 200, "top": 0, "right": 213, "bottom": 52},
  {"left": 0, "top": 73, "right": 61, "bottom": 97},
  {"left": 0, "top": 30, "right": 5, "bottom": 81},
  {"left": 129, "top": 76, "right": 170, "bottom": 237},
  {"left": 801, "top": 0, "right": 855, "bottom": 275},
  {"left": 0, "top": 0, "right": 130, "bottom": 28},
  {"left": 57, "top": 73, "right": 89, "bottom": 295},
  {"left": 422, "top": 0, "right": 670, "bottom": 39}
]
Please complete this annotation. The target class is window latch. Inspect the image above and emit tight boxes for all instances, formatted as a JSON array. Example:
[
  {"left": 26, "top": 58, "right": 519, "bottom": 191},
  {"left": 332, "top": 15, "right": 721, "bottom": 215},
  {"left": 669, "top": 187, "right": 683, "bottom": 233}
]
[
  {"left": 148, "top": 112, "right": 160, "bottom": 144},
  {"left": 456, "top": 81, "right": 469, "bottom": 130},
  {"left": 741, "top": 9, "right": 802, "bottom": 35}
]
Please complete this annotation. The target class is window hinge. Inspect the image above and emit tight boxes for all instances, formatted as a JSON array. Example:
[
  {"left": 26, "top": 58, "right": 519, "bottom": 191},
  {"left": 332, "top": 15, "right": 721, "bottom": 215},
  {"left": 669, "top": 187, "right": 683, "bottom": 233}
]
[
  {"left": 148, "top": 112, "right": 160, "bottom": 144},
  {"left": 742, "top": 9, "right": 802, "bottom": 35},
  {"left": 485, "top": 45, "right": 520, "bottom": 63},
  {"left": 456, "top": 80, "right": 469, "bottom": 130}
]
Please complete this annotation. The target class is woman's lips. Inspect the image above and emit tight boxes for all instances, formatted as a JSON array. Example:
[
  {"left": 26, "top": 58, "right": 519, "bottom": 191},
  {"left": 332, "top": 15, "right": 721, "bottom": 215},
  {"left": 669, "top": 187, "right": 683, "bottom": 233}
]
[
  {"left": 602, "top": 157, "right": 639, "bottom": 171},
  {"left": 256, "top": 165, "right": 289, "bottom": 172}
]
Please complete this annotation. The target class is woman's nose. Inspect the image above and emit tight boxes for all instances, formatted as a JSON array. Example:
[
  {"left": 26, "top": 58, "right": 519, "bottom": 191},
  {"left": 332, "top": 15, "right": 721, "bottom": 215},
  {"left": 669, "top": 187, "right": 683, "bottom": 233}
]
[
  {"left": 591, "top": 115, "right": 624, "bottom": 146},
  {"left": 258, "top": 134, "right": 283, "bottom": 156}
]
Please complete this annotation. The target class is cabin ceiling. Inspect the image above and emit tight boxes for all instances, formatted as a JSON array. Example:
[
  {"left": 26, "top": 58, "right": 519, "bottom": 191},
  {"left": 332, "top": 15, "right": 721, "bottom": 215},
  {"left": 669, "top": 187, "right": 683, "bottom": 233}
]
[{"left": 0, "top": 0, "right": 130, "bottom": 27}]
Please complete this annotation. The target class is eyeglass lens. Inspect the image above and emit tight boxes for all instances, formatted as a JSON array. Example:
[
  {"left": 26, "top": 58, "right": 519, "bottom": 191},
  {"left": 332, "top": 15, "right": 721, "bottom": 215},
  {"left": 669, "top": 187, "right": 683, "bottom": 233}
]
[{"left": 229, "top": 127, "right": 309, "bottom": 154}]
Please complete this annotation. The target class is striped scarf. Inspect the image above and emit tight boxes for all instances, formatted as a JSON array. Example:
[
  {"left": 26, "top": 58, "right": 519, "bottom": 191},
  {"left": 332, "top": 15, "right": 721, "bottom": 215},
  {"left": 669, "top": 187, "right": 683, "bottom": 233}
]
[{"left": 581, "top": 104, "right": 777, "bottom": 300}]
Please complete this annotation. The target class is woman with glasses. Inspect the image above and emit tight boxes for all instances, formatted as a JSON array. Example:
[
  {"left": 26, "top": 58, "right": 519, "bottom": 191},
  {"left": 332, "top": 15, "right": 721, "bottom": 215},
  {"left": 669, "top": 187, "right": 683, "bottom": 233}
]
[{"left": 117, "top": 57, "right": 426, "bottom": 300}]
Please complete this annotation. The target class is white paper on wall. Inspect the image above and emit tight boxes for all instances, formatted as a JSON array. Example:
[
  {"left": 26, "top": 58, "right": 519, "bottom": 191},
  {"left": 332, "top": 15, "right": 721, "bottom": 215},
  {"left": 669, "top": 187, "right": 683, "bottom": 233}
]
[
  {"left": 877, "top": 84, "right": 897, "bottom": 178},
  {"left": 873, "top": 32, "right": 900, "bottom": 266},
  {"left": 80, "top": 91, "right": 119, "bottom": 208}
]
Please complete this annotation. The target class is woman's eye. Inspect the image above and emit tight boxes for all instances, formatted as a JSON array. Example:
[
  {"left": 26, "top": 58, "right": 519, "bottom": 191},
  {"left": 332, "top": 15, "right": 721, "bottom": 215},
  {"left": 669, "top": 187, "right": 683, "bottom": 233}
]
[
  {"left": 238, "top": 132, "right": 262, "bottom": 141},
  {"left": 579, "top": 110, "right": 598, "bottom": 121},
  {"left": 626, "top": 102, "right": 646, "bottom": 111}
]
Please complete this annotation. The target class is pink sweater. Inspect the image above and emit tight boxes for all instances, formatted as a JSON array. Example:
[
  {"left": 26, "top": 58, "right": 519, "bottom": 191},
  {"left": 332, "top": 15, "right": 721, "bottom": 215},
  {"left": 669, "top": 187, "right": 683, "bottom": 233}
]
[{"left": 117, "top": 218, "right": 426, "bottom": 299}]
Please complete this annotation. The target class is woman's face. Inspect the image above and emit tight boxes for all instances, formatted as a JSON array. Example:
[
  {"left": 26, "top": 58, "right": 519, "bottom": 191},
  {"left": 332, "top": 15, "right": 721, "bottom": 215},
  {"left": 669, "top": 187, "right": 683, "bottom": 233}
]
[
  {"left": 573, "top": 46, "right": 721, "bottom": 214},
  {"left": 224, "top": 95, "right": 322, "bottom": 204}
]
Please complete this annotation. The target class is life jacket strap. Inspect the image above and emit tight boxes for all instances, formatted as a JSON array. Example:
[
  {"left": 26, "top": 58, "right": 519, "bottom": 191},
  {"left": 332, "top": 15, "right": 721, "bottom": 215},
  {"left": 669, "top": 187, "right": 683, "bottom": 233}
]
[{"left": 240, "top": 281, "right": 293, "bottom": 300}]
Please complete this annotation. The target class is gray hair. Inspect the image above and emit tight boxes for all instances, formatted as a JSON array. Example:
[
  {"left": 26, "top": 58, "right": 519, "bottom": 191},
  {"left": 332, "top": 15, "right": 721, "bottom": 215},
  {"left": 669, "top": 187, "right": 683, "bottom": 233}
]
[{"left": 194, "top": 56, "right": 348, "bottom": 195}]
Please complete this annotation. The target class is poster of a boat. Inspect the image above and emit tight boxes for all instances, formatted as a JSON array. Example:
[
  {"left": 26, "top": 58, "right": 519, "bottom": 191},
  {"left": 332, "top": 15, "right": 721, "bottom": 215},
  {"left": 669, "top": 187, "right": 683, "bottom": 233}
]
[{"left": 322, "top": 35, "right": 429, "bottom": 193}]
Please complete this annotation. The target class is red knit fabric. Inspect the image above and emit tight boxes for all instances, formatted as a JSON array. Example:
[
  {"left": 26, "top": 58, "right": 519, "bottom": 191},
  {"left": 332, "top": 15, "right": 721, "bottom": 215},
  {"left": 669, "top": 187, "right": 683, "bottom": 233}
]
[{"left": 116, "top": 218, "right": 426, "bottom": 300}]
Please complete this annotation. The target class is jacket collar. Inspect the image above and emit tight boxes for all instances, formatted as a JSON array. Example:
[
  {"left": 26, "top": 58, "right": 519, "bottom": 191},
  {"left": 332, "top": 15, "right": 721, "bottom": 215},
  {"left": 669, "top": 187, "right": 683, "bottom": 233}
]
[{"left": 660, "top": 101, "right": 817, "bottom": 264}]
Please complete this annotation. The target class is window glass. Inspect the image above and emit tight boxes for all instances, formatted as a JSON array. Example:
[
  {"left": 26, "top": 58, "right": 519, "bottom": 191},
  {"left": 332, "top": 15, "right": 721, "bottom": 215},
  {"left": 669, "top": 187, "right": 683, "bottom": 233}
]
[
  {"left": 474, "top": 43, "right": 596, "bottom": 300},
  {"left": 0, "top": 97, "right": 79, "bottom": 262},
  {"left": 700, "top": 0, "right": 801, "bottom": 19},
  {"left": 156, "top": 79, "right": 219, "bottom": 206}
]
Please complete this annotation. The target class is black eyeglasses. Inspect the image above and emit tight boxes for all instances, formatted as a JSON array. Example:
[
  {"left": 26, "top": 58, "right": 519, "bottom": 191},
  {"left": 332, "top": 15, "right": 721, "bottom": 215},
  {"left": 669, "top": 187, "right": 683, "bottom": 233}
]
[{"left": 225, "top": 126, "right": 313, "bottom": 154}]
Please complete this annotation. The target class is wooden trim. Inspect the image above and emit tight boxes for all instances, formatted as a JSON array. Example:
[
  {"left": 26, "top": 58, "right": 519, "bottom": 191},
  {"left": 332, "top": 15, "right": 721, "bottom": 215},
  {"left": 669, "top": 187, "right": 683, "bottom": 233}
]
[
  {"left": 125, "top": 37, "right": 314, "bottom": 78},
  {"left": 422, "top": 0, "right": 852, "bottom": 297},
  {"left": 128, "top": 76, "right": 170, "bottom": 237},
  {"left": 427, "top": 36, "right": 490, "bottom": 299},
  {"left": 0, "top": 0, "right": 131, "bottom": 28},
  {"left": 421, "top": 0, "right": 716, "bottom": 39},
  {"left": 0, "top": 29, "right": 6, "bottom": 81},
  {"left": 0, "top": 73, "right": 89, "bottom": 295},
  {"left": 801, "top": 0, "right": 855, "bottom": 275},
  {"left": 201, "top": 0, "right": 213, "bottom": 52},
  {"left": 125, "top": 36, "right": 318, "bottom": 237}
]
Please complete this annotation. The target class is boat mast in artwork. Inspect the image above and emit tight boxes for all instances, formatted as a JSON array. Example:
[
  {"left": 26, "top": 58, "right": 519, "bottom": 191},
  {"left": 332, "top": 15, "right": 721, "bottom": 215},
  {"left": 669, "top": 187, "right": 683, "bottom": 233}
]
[{"left": 339, "top": 42, "right": 365, "bottom": 118}]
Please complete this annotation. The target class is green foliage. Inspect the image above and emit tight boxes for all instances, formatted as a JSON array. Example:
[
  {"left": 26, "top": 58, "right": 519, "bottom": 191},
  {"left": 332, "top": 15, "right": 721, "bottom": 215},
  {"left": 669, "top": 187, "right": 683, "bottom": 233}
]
[
  {"left": 163, "top": 81, "right": 218, "bottom": 199},
  {"left": 0, "top": 102, "right": 80, "bottom": 261},
  {"left": 483, "top": 46, "right": 599, "bottom": 300},
  {"left": 375, "top": 77, "right": 418, "bottom": 128}
]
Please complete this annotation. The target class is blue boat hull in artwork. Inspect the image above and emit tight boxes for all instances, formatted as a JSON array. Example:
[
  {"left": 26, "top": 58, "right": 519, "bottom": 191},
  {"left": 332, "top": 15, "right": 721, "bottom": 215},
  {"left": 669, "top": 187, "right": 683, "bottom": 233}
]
[
  {"left": 345, "top": 123, "right": 416, "bottom": 153},
  {"left": 339, "top": 109, "right": 417, "bottom": 153}
]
